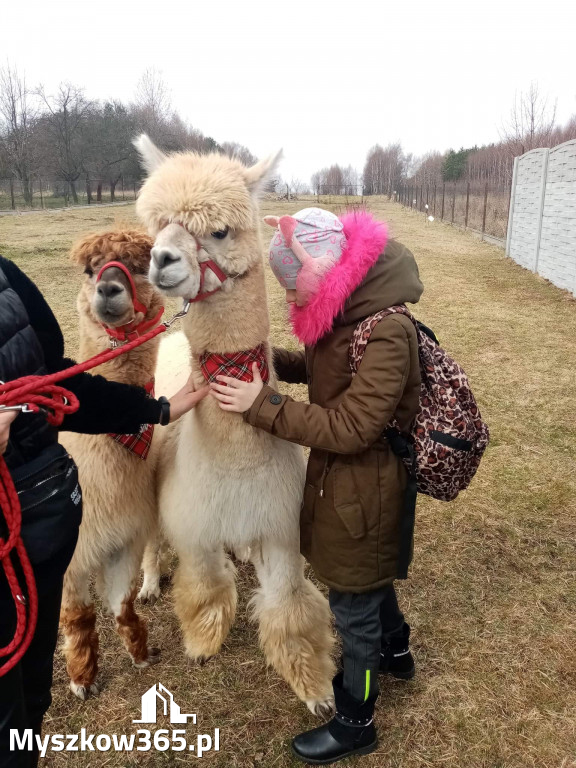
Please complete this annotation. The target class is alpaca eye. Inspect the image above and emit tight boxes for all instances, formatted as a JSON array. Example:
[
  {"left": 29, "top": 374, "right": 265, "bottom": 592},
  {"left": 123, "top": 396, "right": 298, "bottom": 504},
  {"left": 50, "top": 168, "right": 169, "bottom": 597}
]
[
  {"left": 84, "top": 267, "right": 94, "bottom": 278},
  {"left": 211, "top": 227, "right": 229, "bottom": 240}
]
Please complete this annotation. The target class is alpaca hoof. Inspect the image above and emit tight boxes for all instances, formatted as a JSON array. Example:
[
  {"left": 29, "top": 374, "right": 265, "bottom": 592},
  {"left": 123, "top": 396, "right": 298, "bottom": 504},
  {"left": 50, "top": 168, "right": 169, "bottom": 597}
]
[
  {"left": 306, "top": 696, "right": 335, "bottom": 718},
  {"left": 70, "top": 681, "right": 99, "bottom": 701},
  {"left": 137, "top": 585, "right": 161, "bottom": 605},
  {"left": 196, "top": 655, "right": 214, "bottom": 667}
]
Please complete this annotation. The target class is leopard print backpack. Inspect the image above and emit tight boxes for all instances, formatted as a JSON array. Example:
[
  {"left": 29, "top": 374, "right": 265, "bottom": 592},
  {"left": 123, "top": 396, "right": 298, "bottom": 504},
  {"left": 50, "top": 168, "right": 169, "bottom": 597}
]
[{"left": 349, "top": 305, "right": 489, "bottom": 502}]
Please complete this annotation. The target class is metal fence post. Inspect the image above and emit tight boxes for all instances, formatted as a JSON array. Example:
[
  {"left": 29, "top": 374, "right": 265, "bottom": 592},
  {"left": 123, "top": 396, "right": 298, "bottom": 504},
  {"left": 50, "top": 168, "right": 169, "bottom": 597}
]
[
  {"left": 464, "top": 181, "right": 470, "bottom": 229},
  {"left": 433, "top": 184, "right": 437, "bottom": 216},
  {"left": 39, "top": 178, "right": 44, "bottom": 209},
  {"left": 9, "top": 178, "right": 15, "bottom": 210},
  {"left": 481, "top": 182, "right": 489, "bottom": 239},
  {"left": 441, "top": 182, "right": 445, "bottom": 220},
  {"left": 451, "top": 183, "right": 456, "bottom": 224}
]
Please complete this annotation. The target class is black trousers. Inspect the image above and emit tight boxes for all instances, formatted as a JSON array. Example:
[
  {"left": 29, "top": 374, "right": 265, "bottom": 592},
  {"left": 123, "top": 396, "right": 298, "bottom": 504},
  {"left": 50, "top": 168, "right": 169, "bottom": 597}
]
[
  {"left": 329, "top": 584, "right": 405, "bottom": 702},
  {"left": 0, "top": 576, "right": 64, "bottom": 768}
]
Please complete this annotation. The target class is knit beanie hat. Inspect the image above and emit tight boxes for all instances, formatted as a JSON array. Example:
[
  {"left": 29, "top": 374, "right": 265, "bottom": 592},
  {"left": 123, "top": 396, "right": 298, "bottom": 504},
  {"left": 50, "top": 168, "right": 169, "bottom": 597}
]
[{"left": 264, "top": 207, "right": 347, "bottom": 304}]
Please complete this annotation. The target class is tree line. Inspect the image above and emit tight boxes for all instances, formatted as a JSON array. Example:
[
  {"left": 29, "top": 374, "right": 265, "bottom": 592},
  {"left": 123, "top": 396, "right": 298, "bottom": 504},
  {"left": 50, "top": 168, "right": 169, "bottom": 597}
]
[
  {"left": 0, "top": 65, "right": 257, "bottom": 205},
  {"left": 311, "top": 84, "right": 576, "bottom": 196},
  {"left": 3, "top": 66, "right": 575, "bottom": 206}
]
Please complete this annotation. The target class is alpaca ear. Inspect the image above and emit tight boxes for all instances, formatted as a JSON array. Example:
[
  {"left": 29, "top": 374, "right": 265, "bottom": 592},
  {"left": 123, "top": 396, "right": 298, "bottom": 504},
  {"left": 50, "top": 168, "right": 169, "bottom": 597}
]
[
  {"left": 263, "top": 216, "right": 280, "bottom": 228},
  {"left": 245, "top": 150, "right": 283, "bottom": 199},
  {"left": 133, "top": 133, "right": 167, "bottom": 174}
]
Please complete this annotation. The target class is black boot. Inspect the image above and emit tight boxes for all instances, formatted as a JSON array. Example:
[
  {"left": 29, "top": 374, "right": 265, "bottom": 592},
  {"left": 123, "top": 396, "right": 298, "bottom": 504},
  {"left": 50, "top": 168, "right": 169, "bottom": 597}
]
[
  {"left": 292, "top": 674, "right": 378, "bottom": 765},
  {"left": 380, "top": 622, "right": 415, "bottom": 680}
]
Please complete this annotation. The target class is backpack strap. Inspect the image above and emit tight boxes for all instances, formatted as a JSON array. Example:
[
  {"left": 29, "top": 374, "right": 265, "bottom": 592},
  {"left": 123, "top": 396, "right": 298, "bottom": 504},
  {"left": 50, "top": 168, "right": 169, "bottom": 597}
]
[
  {"left": 349, "top": 305, "right": 415, "bottom": 375},
  {"left": 349, "top": 305, "right": 418, "bottom": 580}
]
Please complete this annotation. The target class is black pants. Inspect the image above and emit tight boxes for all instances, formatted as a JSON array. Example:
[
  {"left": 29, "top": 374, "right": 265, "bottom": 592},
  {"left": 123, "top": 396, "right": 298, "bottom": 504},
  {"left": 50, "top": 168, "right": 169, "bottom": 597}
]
[
  {"left": 329, "top": 584, "right": 405, "bottom": 702},
  {"left": 0, "top": 576, "right": 64, "bottom": 768}
]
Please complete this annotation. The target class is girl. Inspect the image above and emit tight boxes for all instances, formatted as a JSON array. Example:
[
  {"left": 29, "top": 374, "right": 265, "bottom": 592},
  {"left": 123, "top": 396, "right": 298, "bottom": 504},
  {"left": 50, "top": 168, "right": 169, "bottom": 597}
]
[{"left": 210, "top": 207, "right": 423, "bottom": 765}]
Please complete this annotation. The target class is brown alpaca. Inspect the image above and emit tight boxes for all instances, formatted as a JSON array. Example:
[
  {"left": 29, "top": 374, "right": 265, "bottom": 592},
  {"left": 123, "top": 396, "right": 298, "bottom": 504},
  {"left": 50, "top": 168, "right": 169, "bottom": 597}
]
[{"left": 59, "top": 229, "right": 163, "bottom": 700}]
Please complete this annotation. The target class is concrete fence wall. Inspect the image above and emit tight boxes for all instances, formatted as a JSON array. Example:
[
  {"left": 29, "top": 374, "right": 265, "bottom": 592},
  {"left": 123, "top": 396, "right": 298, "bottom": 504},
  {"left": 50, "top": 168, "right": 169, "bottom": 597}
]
[{"left": 507, "top": 140, "right": 576, "bottom": 296}]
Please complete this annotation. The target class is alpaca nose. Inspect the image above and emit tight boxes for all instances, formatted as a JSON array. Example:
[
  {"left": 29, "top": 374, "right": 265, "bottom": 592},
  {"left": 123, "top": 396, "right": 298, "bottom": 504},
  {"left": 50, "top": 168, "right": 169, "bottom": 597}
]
[
  {"left": 96, "top": 281, "right": 124, "bottom": 299},
  {"left": 151, "top": 247, "right": 180, "bottom": 269}
]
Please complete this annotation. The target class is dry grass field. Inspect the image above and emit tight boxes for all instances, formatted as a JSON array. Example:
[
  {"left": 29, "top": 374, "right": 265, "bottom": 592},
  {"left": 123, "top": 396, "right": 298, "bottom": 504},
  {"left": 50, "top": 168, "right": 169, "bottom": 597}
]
[{"left": 0, "top": 199, "right": 575, "bottom": 768}]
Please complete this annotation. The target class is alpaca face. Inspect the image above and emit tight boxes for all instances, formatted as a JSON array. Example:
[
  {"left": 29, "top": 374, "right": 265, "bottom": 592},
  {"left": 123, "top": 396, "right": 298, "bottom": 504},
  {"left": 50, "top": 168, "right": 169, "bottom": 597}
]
[
  {"left": 133, "top": 134, "right": 282, "bottom": 302},
  {"left": 149, "top": 222, "right": 235, "bottom": 300},
  {"left": 70, "top": 230, "right": 156, "bottom": 329}
]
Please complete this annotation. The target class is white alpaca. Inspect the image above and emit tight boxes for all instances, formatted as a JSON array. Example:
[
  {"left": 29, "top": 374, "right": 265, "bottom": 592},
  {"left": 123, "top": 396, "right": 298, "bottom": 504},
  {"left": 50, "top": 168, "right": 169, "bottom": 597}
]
[{"left": 135, "top": 136, "right": 335, "bottom": 715}]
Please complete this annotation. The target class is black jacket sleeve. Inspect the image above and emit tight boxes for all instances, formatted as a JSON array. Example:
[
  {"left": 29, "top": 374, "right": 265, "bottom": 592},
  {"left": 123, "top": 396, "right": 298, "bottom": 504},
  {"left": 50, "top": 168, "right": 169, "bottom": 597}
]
[
  {"left": 0, "top": 256, "right": 162, "bottom": 434},
  {"left": 272, "top": 347, "right": 308, "bottom": 384}
]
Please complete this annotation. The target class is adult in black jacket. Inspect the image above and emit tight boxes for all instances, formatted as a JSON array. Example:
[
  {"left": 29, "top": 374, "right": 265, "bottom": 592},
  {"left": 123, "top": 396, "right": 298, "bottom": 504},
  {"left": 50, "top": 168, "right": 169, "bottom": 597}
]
[{"left": 0, "top": 255, "right": 207, "bottom": 768}]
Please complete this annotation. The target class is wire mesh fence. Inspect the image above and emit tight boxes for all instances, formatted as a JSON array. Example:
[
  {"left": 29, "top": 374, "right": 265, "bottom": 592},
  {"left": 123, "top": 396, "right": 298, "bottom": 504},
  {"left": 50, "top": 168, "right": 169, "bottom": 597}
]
[{"left": 394, "top": 180, "right": 512, "bottom": 242}]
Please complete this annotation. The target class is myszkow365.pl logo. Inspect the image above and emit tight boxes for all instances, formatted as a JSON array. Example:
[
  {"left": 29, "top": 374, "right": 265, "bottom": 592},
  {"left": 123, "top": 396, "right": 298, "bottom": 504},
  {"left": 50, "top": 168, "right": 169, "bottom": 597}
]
[{"left": 10, "top": 683, "right": 221, "bottom": 758}]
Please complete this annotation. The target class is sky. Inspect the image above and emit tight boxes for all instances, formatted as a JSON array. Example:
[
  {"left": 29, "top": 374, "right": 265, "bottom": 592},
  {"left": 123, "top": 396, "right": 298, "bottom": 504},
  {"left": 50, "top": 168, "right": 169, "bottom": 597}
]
[{"left": 3, "top": 0, "right": 575, "bottom": 182}]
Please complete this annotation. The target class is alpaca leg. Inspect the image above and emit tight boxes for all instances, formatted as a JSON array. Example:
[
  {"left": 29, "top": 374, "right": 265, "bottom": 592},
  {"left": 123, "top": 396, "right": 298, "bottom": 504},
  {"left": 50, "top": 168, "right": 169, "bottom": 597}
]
[
  {"left": 60, "top": 572, "right": 100, "bottom": 701},
  {"left": 138, "top": 528, "right": 164, "bottom": 605},
  {"left": 173, "top": 546, "right": 237, "bottom": 660},
  {"left": 251, "top": 540, "right": 336, "bottom": 717},
  {"left": 103, "top": 546, "right": 160, "bottom": 668}
]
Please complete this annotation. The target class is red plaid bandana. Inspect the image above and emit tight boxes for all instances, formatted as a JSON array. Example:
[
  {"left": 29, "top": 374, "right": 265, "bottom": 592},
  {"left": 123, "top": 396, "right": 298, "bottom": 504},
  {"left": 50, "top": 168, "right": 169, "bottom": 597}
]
[
  {"left": 108, "top": 380, "right": 155, "bottom": 460},
  {"left": 199, "top": 344, "right": 270, "bottom": 384}
]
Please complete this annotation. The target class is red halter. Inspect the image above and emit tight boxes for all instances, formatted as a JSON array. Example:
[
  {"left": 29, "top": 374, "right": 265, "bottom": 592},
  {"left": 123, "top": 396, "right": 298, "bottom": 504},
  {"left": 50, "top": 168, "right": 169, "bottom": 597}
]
[
  {"left": 190, "top": 260, "right": 229, "bottom": 303},
  {"left": 167, "top": 222, "right": 229, "bottom": 303},
  {"left": 95, "top": 261, "right": 164, "bottom": 343}
]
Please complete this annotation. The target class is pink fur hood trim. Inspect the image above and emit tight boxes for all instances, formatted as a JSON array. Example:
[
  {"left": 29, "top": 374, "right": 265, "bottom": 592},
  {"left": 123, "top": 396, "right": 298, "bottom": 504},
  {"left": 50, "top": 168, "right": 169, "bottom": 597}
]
[{"left": 289, "top": 211, "right": 388, "bottom": 345}]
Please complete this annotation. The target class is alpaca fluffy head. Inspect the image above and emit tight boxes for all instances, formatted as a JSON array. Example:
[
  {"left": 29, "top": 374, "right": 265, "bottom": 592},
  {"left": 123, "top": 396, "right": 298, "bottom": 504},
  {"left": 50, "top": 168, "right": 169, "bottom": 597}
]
[
  {"left": 70, "top": 229, "right": 157, "bottom": 329},
  {"left": 134, "top": 134, "right": 282, "bottom": 301}
]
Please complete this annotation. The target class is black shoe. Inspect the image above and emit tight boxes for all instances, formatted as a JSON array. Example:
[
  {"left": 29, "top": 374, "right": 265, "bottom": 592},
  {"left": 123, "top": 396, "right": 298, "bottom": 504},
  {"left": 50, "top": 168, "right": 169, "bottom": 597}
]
[
  {"left": 292, "top": 674, "right": 378, "bottom": 765},
  {"left": 380, "top": 622, "right": 415, "bottom": 680}
]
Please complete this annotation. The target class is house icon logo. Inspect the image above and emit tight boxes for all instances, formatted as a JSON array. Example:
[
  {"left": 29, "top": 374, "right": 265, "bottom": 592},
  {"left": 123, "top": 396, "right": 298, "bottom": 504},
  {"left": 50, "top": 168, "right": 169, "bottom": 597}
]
[{"left": 133, "top": 683, "right": 196, "bottom": 725}]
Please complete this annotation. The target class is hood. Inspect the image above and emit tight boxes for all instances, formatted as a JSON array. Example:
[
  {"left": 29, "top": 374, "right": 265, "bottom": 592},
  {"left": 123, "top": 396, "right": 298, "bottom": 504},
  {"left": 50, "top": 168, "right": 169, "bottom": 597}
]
[{"left": 290, "top": 211, "right": 423, "bottom": 345}]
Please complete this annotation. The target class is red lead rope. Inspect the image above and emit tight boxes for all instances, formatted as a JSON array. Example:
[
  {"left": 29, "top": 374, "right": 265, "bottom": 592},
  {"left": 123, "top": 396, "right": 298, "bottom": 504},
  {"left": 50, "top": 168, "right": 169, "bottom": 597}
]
[{"left": 0, "top": 317, "right": 172, "bottom": 677}]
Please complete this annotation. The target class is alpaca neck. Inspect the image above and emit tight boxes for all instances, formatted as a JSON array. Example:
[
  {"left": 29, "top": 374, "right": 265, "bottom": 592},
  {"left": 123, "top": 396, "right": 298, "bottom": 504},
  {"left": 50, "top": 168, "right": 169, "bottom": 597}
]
[
  {"left": 77, "top": 307, "right": 161, "bottom": 388},
  {"left": 183, "top": 259, "right": 270, "bottom": 354}
]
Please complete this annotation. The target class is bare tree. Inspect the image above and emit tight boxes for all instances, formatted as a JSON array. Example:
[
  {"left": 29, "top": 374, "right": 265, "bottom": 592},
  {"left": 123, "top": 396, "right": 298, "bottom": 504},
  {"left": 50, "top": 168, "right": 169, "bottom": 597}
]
[
  {"left": 134, "top": 68, "right": 173, "bottom": 143},
  {"left": 0, "top": 64, "right": 38, "bottom": 204},
  {"left": 36, "top": 83, "right": 94, "bottom": 203},
  {"left": 220, "top": 141, "right": 257, "bottom": 166},
  {"left": 501, "top": 83, "right": 557, "bottom": 155},
  {"left": 363, "top": 144, "right": 403, "bottom": 195}
]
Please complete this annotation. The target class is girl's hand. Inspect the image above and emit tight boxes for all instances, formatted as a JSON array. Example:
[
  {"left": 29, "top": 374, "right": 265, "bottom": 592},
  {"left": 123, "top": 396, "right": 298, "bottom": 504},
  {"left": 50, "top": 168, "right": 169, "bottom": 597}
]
[
  {"left": 0, "top": 410, "right": 18, "bottom": 455},
  {"left": 210, "top": 363, "right": 264, "bottom": 413},
  {"left": 167, "top": 375, "right": 210, "bottom": 422}
]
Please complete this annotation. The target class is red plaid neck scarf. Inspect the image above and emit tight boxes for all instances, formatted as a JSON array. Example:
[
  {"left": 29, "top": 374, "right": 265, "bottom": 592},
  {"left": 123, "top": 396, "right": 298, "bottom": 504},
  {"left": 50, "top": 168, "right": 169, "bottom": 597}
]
[
  {"left": 108, "top": 380, "right": 155, "bottom": 460},
  {"left": 199, "top": 344, "right": 270, "bottom": 384}
]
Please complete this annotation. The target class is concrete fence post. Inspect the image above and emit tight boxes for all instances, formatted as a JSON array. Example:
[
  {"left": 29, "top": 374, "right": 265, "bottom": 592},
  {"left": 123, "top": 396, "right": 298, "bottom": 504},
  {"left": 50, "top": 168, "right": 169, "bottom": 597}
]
[
  {"left": 505, "top": 157, "right": 519, "bottom": 257},
  {"left": 533, "top": 149, "right": 549, "bottom": 274}
]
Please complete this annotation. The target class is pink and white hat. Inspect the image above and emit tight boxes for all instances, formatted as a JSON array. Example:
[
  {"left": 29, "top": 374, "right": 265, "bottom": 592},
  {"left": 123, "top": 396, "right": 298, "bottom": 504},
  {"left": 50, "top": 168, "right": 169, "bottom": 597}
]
[{"left": 265, "top": 207, "right": 347, "bottom": 304}]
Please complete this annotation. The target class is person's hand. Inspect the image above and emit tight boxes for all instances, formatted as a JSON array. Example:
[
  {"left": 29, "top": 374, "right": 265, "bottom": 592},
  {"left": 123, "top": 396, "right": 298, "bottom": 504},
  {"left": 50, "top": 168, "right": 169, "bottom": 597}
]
[
  {"left": 166, "top": 375, "right": 210, "bottom": 422},
  {"left": 0, "top": 410, "right": 18, "bottom": 455},
  {"left": 210, "top": 363, "right": 265, "bottom": 413}
]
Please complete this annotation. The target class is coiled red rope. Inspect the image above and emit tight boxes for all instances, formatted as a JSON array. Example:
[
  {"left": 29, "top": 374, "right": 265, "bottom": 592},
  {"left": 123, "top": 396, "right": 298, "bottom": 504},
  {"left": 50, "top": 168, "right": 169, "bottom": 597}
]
[{"left": 0, "top": 320, "right": 169, "bottom": 676}]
